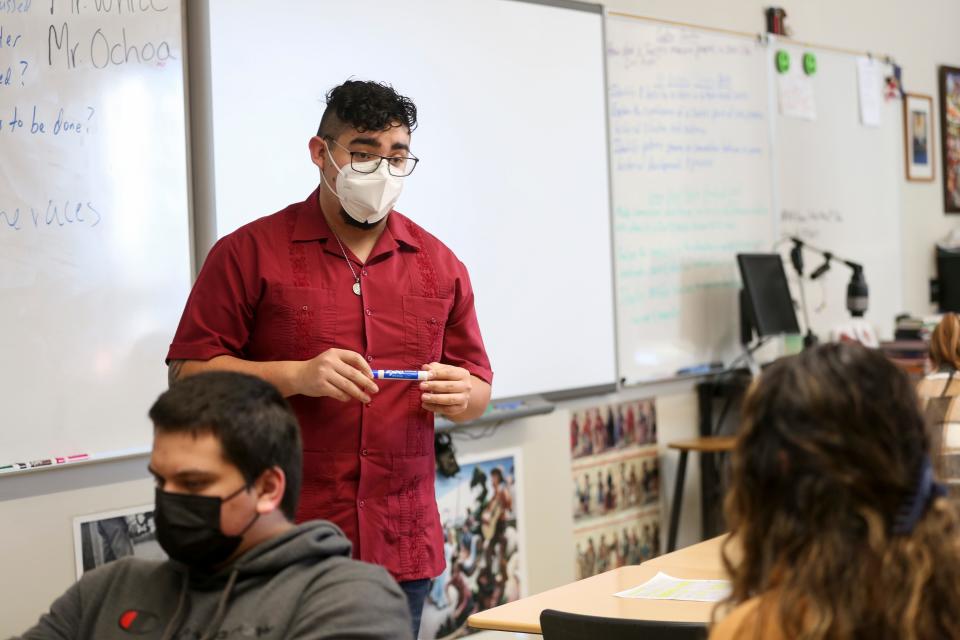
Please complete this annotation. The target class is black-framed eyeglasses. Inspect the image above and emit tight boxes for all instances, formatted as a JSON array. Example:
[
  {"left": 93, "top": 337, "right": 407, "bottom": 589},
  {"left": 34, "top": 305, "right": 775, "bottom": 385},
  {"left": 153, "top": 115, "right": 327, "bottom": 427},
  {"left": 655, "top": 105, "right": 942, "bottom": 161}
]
[{"left": 326, "top": 137, "right": 419, "bottom": 177}]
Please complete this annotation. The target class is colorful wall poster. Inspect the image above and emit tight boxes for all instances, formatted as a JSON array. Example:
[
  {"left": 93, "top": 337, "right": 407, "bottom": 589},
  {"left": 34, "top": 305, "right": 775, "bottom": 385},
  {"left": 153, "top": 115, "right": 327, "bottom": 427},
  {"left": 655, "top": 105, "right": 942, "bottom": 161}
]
[
  {"left": 570, "top": 398, "right": 661, "bottom": 579},
  {"left": 420, "top": 449, "right": 525, "bottom": 639}
]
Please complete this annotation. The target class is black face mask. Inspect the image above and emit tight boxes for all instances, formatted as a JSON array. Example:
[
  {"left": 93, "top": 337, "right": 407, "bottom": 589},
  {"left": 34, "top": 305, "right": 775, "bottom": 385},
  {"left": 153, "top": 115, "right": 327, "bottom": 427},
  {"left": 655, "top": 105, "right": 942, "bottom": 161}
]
[{"left": 154, "top": 485, "right": 259, "bottom": 569}]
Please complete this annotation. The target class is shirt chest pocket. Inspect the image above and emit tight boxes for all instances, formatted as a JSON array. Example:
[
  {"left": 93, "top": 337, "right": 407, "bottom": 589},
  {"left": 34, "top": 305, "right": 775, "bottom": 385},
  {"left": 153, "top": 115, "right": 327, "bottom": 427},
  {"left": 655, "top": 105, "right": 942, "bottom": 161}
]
[
  {"left": 403, "top": 295, "right": 452, "bottom": 366},
  {"left": 256, "top": 285, "right": 337, "bottom": 361}
]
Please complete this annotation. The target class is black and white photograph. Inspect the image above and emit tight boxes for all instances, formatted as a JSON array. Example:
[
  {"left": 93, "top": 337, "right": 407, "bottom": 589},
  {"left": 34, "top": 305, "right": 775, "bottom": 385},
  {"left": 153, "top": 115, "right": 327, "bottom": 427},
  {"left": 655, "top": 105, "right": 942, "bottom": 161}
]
[{"left": 72, "top": 505, "right": 165, "bottom": 579}]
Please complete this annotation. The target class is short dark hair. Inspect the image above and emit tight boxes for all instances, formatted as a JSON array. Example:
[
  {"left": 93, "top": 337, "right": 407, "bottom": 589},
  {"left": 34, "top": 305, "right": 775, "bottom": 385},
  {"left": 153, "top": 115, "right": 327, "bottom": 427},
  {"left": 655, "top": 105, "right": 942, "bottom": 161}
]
[
  {"left": 317, "top": 80, "right": 417, "bottom": 139},
  {"left": 149, "top": 372, "right": 302, "bottom": 520}
]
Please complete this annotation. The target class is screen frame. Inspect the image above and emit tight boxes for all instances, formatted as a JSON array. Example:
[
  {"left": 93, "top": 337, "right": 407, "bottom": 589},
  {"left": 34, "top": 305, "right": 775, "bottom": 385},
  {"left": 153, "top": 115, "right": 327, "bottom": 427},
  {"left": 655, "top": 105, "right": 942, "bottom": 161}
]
[{"left": 737, "top": 253, "right": 802, "bottom": 338}]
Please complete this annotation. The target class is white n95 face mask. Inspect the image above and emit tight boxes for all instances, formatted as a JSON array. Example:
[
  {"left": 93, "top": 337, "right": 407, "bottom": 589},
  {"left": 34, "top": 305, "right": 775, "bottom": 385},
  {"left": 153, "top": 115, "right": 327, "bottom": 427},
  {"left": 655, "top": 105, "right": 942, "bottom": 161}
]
[{"left": 322, "top": 144, "right": 403, "bottom": 225}]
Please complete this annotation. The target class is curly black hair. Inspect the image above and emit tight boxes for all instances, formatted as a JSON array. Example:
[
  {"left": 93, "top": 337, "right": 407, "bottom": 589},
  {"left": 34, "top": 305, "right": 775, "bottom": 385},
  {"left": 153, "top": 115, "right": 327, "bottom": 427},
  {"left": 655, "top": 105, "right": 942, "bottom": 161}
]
[{"left": 317, "top": 80, "right": 418, "bottom": 138}]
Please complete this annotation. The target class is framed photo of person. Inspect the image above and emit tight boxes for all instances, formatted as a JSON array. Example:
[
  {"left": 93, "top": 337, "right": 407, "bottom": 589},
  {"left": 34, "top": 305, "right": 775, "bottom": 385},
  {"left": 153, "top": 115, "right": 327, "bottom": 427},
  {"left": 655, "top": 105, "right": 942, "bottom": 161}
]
[
  {"left": 904, "top": 93, "right": 935, "bottom": 182},
  {"left": 939, "top": 66, "right": 960, "bottom": 212},
  {"left": 73, "top": 505, "right": 165, "bottom": 579}
]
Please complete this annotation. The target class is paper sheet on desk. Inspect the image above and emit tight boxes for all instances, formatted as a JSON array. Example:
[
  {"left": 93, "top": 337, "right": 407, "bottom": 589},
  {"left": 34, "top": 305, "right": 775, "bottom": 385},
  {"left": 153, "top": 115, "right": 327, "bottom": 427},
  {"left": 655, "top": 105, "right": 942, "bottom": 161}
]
[{"left": 614, "top": 572, "right": 731, "bottom": 602}]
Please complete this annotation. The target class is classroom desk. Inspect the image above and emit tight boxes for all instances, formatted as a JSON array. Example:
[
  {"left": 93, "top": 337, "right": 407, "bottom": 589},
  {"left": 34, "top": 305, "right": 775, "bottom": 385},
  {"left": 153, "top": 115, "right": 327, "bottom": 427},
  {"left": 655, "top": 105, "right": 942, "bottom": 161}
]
[{"left": 467, "top": 536, "right": 732, "bottom": 634}]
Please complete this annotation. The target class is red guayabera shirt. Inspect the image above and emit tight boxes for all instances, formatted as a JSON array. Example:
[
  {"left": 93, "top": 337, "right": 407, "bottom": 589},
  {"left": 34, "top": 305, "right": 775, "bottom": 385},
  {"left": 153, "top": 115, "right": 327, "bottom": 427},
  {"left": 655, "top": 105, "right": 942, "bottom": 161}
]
[{"left": 167, "top": 188, "right": 492, "bottom": 581}]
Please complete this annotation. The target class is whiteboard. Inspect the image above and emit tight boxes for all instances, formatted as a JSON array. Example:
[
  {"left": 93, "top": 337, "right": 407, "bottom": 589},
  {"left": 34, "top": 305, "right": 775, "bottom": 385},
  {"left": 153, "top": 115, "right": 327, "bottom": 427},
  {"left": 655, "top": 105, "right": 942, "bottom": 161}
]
[
  {"left": 0, "top": 2, "right": 191, "bottom": 466},
  {"left": 606, "top": 17, "right": 775, "bottom": 384},
  {"left": 199, "top": 0, "right": 616, "bottom": 399},
  {"left": 774, "top": 45, "right": 903, "bottom": 339}
]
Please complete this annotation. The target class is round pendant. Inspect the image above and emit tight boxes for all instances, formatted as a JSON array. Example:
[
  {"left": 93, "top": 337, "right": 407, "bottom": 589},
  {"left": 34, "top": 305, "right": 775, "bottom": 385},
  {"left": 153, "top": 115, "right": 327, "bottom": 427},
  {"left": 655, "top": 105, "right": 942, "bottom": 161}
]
[{"left": 352, "top": 281, "right": 361, "bottom": 296}]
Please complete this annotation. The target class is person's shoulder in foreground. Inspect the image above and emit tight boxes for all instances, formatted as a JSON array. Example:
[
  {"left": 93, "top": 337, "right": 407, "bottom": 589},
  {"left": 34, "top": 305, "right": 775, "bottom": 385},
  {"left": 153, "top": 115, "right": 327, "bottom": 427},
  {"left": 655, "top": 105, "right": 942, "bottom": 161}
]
[
  {"left": 15, "top": 371, "right": 413, "bottom": 640},
  {"left": 711, "top": 342, "right": 960, "bottom": 640}
]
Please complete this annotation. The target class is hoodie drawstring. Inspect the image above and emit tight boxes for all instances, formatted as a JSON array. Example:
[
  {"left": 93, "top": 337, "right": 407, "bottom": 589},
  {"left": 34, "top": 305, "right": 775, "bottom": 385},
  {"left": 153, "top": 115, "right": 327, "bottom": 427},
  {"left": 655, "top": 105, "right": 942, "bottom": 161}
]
[
  {"left": 160, "top": 571, "right": 189, "bottom": 640},
  {"left": 199, "top": 566, "right": 241, "bottom": 640}
]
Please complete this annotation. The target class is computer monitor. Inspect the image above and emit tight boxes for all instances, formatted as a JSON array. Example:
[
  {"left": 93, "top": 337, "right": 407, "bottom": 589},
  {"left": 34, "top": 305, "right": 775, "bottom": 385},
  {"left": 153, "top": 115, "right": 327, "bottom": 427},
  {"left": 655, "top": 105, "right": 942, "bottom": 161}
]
[
  {"left": 737, "top": 253, "right": 801, "bottom": 341},
  {"left": 937, "top": 248, "right": 960, "bottom": 313}
]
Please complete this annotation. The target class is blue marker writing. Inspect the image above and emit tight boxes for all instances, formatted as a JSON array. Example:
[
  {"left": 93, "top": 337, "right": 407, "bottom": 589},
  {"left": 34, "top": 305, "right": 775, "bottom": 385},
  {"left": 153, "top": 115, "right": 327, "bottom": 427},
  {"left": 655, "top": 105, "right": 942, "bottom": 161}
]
[{"left": 372, "top": 369, "right": 431, "bottom": 381}]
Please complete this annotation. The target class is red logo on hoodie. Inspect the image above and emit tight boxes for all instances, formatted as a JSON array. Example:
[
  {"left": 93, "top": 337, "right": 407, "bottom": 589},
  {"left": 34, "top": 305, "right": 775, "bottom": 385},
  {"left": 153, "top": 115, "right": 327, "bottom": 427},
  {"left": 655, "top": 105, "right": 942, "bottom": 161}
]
[{"left": 118, "top": 610, "right": 161, "bottom": 634}]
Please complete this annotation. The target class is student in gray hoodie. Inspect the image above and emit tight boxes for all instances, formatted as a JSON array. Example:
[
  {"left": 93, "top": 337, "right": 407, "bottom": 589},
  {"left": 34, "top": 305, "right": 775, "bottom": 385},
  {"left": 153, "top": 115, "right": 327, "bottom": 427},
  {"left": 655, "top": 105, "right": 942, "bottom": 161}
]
[{"left": 15, "top": 371, "right": 413, "bottom": 640}]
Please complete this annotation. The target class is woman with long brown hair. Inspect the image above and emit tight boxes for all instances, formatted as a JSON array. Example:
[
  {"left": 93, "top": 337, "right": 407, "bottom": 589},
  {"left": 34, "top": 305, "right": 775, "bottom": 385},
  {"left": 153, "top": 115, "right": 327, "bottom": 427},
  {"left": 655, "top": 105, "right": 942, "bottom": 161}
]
[
  {"left": 711, "top": 343, "right": 960, "bottom": 640},
  {"left": 926, "top": 313, "right": 960, "bottom": 370},
  {"left": 917, "top": 312, "right": 960, "bottom": 496}
]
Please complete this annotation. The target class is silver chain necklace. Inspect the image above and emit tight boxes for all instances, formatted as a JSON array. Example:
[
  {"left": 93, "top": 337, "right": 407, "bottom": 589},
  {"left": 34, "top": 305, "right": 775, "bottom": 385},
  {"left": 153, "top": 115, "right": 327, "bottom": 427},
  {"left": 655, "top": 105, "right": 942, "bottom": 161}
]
[{"left": 331, "top": 232, "right": 362, "bottom": 296}]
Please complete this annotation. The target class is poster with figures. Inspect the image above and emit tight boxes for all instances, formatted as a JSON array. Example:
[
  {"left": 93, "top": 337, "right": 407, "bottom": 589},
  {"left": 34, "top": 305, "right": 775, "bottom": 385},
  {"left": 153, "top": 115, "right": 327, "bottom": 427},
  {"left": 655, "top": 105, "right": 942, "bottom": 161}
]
[
  {"left": 570, "top": 398, "right": 661, "bottom": 579},
  {"left": 420, "top": 450, "right": 525, "bottom": 639}
]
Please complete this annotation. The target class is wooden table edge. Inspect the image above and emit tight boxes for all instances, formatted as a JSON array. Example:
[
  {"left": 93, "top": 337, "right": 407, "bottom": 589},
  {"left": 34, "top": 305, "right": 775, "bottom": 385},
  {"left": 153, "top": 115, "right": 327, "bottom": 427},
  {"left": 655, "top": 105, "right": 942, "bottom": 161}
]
[
  {"left": 466, "top": 536, "right": 731, "bottom": 634},
  {"left": 467, "top": 613, "right": 542, "bottom": 634}
]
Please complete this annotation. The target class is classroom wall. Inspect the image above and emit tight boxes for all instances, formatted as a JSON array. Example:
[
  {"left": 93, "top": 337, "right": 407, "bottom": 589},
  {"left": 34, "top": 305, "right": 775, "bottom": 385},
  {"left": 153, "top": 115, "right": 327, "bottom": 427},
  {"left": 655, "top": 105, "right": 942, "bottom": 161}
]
[{"left": 3, "top": 0, "right": 960, "bottom": 635}]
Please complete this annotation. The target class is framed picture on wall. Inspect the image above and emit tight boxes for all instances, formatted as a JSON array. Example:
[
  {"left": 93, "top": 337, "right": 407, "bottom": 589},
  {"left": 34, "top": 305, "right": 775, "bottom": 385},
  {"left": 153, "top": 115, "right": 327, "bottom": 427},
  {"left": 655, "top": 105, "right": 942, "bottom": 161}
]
[
  {"left": 72, "top": 505, "right": 165, "bottom": 579},
  {"left": 904, "top": 93, "right": 935, "bottom": 182},
  {"left": 939, "top": 66, "right": 960, "bottom": 212}
]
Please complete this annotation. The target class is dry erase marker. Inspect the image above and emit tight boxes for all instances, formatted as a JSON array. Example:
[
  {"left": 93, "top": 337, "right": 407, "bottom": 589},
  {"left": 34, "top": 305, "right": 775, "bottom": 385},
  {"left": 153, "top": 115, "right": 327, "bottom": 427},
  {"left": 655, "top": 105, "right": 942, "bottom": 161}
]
[
  {"left": 29, "top": 459, "right": 53, "bottom": 468},
  {"left": 371, "top": 370, "right": 431, "bottom": 381},
  {"left": 50, "top": 453, "right": 88, "bottom": 465}
]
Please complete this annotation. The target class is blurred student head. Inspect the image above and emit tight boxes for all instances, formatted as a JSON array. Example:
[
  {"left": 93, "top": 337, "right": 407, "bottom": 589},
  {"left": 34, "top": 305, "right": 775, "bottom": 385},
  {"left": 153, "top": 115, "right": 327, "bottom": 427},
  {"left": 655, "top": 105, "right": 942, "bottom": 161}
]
[
  {"left": 929, "top": 312, "right": 960, "bottom": 371},
  {"left": 720, "top": 343, "right": 960, "bottom": 639}
]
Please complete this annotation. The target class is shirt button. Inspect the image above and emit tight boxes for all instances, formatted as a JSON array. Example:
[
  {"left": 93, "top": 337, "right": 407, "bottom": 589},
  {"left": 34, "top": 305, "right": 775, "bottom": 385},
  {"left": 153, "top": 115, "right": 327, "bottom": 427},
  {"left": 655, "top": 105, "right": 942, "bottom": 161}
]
[
  {"left": 366, "top": 402, "right": 373, "bottom": 408},
  {"left": 361, "top": 269, "right": 368, "bottom": 277},
  {"left": 365, "top": 308, "right": 372, "bottom": 316},
  {"left": 301, "top": 306, "right": 308, "bottom": 311},
  {"left": 361, "top": 449, "right": 368, "bottom": 456},
  {"left": 430, "top": 317, "right": 437, "bottom": 324},
  {"left": 359, "top": 500, "right": 365, "bottom": 508},
  {"left": 366, "top": 355, "right": 374, "bottom": 362}
]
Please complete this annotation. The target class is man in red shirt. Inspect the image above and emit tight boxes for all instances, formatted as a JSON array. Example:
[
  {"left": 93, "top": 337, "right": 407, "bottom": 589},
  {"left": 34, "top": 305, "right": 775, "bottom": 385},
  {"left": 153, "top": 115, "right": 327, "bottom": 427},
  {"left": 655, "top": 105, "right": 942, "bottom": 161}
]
[{"left": 166, "top": 80, "right": 492, "bottom": 636}]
